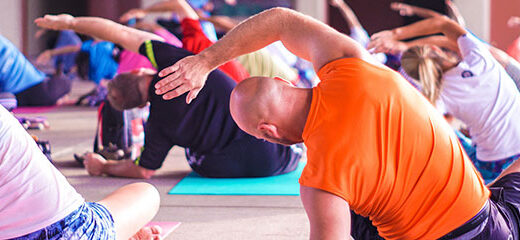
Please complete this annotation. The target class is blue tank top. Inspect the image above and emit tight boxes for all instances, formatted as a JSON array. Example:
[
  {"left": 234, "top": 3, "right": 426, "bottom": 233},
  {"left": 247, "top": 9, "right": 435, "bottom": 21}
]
[{"left": 0, "top": 35, "right": 45, "bottom": 93}]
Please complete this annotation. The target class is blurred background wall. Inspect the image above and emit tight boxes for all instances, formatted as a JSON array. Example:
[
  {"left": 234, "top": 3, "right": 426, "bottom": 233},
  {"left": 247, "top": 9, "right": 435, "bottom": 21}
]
[{"left": 0, "top": 1, "right": 23, "bottom": 49}]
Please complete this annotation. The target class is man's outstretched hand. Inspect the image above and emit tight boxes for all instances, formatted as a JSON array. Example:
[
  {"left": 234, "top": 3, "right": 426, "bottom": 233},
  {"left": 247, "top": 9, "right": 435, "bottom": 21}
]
[
  {"left": 156, "top": 55, "right": 213, "bottom": 103},
  {"left": 34, "top": 14, "right": 75, "bottom": 31}
]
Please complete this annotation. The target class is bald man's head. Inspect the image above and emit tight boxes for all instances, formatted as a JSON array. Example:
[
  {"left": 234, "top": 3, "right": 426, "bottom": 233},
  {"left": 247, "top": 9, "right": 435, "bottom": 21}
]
[{"left": 230, "top": 76, "right": 306, "bottom": 146}]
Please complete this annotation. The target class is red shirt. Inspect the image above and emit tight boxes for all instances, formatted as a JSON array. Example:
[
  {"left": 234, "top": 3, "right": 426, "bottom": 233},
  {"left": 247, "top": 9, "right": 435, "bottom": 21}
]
[{"left": 181, "top": 19, "right": 249, "bottom": 82}]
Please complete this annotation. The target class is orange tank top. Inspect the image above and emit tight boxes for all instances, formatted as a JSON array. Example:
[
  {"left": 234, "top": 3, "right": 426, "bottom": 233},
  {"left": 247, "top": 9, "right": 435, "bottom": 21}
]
[{"left": 299, "top": 58, "right": 489, "bottom": 239}]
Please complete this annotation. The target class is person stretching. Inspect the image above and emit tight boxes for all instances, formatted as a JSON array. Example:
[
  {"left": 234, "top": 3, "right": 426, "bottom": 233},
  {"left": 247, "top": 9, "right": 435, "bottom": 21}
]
[
  {"left": 35, "top": 13, "right": 301, "bottom": 179},
  {"left": 154, "top": 7, "right": 520, "bottom": 239},
  {"left": 369, "top": 16, "right": 520, "bottom": 182},
  {"left": 0, "top": 34, "right": 72, "bottom": 106},
  {"left": 0, "top": 105, "right": 161, "bottom": 239}
]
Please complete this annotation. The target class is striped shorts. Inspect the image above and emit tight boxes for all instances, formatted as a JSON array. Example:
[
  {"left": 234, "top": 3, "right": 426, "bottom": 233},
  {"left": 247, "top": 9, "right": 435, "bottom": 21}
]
[{"left": 10, "top": 202, "right": 115, "bottom": 240}]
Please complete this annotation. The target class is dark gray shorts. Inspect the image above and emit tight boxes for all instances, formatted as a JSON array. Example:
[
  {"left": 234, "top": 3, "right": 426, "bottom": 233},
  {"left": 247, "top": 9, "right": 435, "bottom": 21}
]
[
  {"left": 350, "top": 173, "right": 520, "bottom": 240},
  {"left": 441, "top": 172, "right": 520, "bottom": 240},
  {"left": 15, "top": 74, "right": 72, "bottom": 106}
]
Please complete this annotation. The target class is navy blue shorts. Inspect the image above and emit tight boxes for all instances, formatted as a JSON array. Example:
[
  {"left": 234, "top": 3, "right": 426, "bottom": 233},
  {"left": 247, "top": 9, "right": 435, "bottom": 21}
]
[
  {"left": 441, "top": 172, "right": 520, "bottom": 239},
  {"left": 185, "top": 133, "right": 302, "bottom": 178},
  {"left": 350, "top": 173, "right": 520, "bottom": 240},
  {"left": 10, "top": 202, "right": 115, "bottom": 240},
  {"left": 15, "top": 74, "right": 72, "bottom": 106}
]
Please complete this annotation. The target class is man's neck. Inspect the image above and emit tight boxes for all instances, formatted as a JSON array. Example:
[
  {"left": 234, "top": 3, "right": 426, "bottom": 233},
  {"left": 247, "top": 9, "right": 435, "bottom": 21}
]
[{"left": 279, "top": 88, "right": 313, "bottom": 141}]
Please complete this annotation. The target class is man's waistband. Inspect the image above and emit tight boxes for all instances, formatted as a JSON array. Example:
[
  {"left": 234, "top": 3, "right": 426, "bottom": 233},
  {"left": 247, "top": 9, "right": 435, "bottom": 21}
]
[{"left": 438, "top": 200, "right": 490, "bottom": 240}]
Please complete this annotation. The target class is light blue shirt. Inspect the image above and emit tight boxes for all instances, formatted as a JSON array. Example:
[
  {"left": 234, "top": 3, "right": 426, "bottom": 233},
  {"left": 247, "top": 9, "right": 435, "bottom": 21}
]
[{"left": 0, "top": 35, "right": 45, "bottom": 93}]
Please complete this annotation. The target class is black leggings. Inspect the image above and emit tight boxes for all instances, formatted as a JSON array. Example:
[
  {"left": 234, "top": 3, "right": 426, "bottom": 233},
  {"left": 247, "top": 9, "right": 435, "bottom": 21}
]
[{"left": 15, "top": 74, "right": 72, "bottom": 106}]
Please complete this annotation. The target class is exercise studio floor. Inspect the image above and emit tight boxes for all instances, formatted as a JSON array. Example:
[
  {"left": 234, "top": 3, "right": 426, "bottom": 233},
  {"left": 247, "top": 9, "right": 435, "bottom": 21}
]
[{"left": 19, "top": 80, "right": 309, "bottom": 240}]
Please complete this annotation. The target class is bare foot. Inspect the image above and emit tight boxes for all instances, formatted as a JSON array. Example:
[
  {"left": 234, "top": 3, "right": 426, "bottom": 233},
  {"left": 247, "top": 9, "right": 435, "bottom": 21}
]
[
  {"left": 129, "top": 225, "right": 162, "bottom": 240},
  {"left": 83, "top": 152, "right": 107, "bottom": 176}
]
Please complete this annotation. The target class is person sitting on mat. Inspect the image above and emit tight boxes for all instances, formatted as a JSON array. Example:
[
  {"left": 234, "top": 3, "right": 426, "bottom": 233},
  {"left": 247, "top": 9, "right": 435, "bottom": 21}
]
[
  {"left": 37, "top": 21, "right": 183, "bottom": 107},
  {"left": 36, "top": 22, "right": 182, "bottom": 84},
  {"left": 368, "top": 16, "right": 520, "bottom": 183},
  {"left": 35, "top": 13, "right": 302, "bottom": 179},
  {"left": 385, "top": 1, "right": 520, "bottom": 91},
  {"left": 0, "top": 105, "right": 161, "bottom": 239},
  {"left": 153, "top": 7, "right": 520, "bottom": 239},
  {"left": 0, "top": 34, "right": 72, "bottom": 106},
  {"left": 35, "top": 30, "right": 83, "bottom": 76}
]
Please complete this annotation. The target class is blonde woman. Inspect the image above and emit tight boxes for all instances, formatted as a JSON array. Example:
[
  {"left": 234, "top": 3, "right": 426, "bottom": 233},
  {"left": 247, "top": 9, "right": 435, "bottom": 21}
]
[{"left": 370, "top": 16, "right": 520, "bottom": 182}]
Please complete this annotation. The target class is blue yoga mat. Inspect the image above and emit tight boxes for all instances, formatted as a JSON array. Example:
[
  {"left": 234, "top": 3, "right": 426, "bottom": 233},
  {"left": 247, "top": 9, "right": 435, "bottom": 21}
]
[{"left": 168, "top": 162, "right": 305, "bottom": 195}]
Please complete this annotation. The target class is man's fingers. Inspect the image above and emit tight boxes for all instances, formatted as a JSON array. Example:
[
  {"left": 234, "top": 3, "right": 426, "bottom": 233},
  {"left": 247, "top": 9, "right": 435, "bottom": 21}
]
[
  {"left": 162, "top": 84, "right": 192, "bottom": 100},
  {"left": 187, "top": 88, "right": 202, "bottom": 104},
  {"left": 158, "top": 63, "right": 180, "bottom": 78},
  {"left": 155, "top": 75, "right": 179, "bottom": 94},
  {"left": 155, "top": 77, "right": 183, "bottom": 95},
  {"left": 155, "top": 70, "right": 184, "bottom": 94}
]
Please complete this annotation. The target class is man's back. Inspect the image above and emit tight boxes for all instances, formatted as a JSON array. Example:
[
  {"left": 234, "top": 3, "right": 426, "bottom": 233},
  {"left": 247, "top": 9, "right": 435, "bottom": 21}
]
[{"left": 299, "top": 58, "right": 489, "bottom": 239}]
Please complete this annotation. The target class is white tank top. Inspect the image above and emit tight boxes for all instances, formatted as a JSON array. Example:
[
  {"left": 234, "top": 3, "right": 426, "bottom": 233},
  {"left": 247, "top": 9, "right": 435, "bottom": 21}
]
[{"left": 0, "top": 106, "right": 84, "bottom": 238}]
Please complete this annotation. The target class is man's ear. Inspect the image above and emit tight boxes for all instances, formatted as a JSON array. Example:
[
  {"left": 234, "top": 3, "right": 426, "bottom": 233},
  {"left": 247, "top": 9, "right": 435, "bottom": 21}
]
[{"left": 257, "top": 122, "right": 281, "bottom": 138}]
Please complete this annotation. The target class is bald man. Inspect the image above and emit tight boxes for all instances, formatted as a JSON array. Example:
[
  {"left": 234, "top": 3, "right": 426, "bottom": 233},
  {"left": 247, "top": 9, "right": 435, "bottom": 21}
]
[{"left": 154, "top": 7, "right": 520, "bottom": 240}]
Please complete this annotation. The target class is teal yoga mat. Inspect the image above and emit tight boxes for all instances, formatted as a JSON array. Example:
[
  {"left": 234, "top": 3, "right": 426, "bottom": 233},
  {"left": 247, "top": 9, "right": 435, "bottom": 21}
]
[{"left": 168, "top": 162, "right": 305, "bottom": 195}]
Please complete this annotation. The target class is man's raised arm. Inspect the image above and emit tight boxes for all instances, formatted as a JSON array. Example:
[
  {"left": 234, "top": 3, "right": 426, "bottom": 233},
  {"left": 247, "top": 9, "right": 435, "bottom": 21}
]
[
  {"left": 155, "top": 7, "right": 371, "bottom": 103},
  {"left": 35, "top": 14, "right": 163, "bottom": 53}
]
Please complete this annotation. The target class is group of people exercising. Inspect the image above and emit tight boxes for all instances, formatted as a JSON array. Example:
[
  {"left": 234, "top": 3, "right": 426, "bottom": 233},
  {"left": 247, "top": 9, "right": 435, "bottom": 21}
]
[{"left": 2, "top": 0, "right": 520, "bottom": 239}]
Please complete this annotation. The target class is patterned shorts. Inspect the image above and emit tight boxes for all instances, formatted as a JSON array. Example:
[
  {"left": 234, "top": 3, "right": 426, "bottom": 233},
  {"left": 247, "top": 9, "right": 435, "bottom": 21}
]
[{"left": 10, "top": 202, "right": 115, "bottom": 240}]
